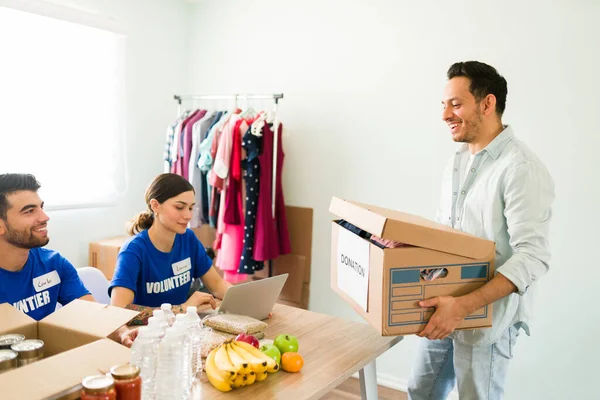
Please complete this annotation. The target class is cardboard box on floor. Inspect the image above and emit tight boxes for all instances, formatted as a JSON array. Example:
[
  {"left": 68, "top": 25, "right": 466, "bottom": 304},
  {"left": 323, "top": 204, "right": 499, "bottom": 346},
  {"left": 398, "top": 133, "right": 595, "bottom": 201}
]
[
  {"left": 329, "top": 197, "right": 495, "bottom": 336},
  {"left": 89, "top": 236, "right": 130, "bottom": 280},
  {"left": 0, "top": 300, "right": 138, "bottom": 400},
  {"left": 253, "top": 206, "right": 314, "bottom": 310}
]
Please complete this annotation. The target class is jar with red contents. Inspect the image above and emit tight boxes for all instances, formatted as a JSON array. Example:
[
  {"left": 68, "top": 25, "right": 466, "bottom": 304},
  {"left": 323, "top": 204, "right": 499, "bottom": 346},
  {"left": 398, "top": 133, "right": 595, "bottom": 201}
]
[
  {"left": 110, "top": 363, "right": 142, "bottom": 400},
  {"left": 81, "top": 375, "right": 117, "bottom": 400}
]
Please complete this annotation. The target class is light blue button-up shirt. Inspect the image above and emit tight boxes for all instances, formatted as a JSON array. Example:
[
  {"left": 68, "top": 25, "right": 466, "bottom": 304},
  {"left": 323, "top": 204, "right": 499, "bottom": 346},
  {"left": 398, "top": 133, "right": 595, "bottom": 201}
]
[{"left": 437, "top": 125, "right": 555, "bottom": 346}]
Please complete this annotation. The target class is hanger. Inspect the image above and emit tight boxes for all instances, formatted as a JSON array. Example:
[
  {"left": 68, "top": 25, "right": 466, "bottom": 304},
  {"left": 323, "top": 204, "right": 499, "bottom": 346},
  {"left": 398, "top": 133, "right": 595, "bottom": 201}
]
[{"left": 251, "top": 112, "right": 267, "bottom": 137}]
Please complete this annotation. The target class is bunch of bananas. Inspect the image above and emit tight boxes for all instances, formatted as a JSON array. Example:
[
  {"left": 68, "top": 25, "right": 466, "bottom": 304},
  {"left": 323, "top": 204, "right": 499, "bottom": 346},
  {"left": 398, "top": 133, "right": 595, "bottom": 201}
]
[{"left": 205, "top": 340, "right": 280, "bottom": 392}]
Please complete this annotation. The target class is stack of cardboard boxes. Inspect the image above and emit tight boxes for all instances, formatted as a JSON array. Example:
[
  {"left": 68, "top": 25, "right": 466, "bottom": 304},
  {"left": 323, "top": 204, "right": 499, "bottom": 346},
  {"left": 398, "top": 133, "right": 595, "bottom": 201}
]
[{"left": 0, "top": 300, "right": 138, "bottom": 399}]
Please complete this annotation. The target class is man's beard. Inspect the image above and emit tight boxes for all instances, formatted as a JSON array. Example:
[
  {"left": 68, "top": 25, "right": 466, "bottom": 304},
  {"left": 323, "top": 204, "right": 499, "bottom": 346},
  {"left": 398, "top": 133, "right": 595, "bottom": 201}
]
[
  {"left": 5, "top": 222, "right": 49, "bottom": 249},
  {"left": 457, "top": 109, "right": 483, "bottom": 143}
]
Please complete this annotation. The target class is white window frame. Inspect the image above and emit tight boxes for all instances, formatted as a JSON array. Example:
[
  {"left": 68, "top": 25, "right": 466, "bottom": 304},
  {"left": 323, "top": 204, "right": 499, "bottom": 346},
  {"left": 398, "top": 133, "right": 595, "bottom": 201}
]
[{"left": 0, "top": 0, "right": 129, "bottom": 211}]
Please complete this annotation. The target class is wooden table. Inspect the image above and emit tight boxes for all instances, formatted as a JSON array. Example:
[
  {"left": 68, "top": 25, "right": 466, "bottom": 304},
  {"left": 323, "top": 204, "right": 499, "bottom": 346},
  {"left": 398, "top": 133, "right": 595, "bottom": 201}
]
[{"left": 191, "top": 303, "right": 402, "bottom": 400}]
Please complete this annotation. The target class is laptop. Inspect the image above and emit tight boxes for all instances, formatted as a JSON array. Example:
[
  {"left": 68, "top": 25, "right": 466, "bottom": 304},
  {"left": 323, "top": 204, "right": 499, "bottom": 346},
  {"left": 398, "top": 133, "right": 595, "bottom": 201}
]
[{"left": 200, "top": 273, "right": 289, "bottom": 321}]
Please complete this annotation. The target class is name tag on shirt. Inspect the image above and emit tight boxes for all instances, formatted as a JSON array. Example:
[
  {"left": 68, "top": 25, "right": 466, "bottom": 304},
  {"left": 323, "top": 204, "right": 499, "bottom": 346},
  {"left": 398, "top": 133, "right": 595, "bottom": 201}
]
[
  {"left": 33, "top": 270, "right": 61, "bottom": 293},
  {"left": 172, "top": 258, "right": 192, "bottom": 276}
]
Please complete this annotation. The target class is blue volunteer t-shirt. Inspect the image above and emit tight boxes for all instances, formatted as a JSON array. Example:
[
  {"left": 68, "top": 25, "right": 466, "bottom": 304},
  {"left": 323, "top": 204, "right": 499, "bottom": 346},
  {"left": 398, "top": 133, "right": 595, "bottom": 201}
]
[
  {"left": 0, "top": 248, "right": 91, "bottom": 321},
  {"left": 108, "top": 229, "right": 212, "bottom": 307}
]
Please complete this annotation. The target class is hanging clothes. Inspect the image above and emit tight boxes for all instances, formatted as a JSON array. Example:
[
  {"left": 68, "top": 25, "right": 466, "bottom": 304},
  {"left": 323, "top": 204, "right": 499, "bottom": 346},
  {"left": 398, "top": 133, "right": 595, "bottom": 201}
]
[
  {"left": 223, "top": 117, "right": 245, "bottom": 225},
  {"left": 171, "top": 110, "right": 200, "bottom": 176},
  {"left": 165, "top": 111, "right": 191, "bottom": 172},
  {"left": 163, "top": 98, "right": 291, "bottom": 285},
  {"left": 253, "top": 122, "right": 291, "bottom": 261},
  {"left": 238, "top": 124, "right": 264, "bottom": 274},
  {"left": 189, "top": 111, "right": 217, "bottom": 228},
  {"left": 213, "top": 114, "right": 247, "bottom": 284},
  {"left": 199, "top": 111, "right": 224, "bottom": 224},
  {"left": 182, "top": 109, "right": 207, "bottom": 180}
]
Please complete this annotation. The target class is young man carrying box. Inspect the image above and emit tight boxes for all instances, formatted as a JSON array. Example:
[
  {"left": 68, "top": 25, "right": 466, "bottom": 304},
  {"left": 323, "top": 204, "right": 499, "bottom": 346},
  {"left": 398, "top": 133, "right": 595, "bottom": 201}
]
[
  {"left": 0, "top": 174, "right": 137, "bottom": 347},
  {"left": 407, "top": 62, "right": 555, "bottom": 399}
]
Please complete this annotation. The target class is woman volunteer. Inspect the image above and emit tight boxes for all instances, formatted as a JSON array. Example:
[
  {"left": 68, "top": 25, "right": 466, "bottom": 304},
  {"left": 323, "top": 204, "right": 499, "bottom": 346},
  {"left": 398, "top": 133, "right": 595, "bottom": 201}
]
[{"left": 109, "top": 173, "right": 231, "bottom": 322}]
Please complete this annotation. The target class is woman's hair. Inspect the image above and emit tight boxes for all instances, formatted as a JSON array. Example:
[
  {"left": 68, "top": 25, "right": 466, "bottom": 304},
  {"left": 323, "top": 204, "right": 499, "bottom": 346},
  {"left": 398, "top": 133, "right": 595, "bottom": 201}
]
[{"left": 127, "top": 173, "right": 195, "bottom": 235}]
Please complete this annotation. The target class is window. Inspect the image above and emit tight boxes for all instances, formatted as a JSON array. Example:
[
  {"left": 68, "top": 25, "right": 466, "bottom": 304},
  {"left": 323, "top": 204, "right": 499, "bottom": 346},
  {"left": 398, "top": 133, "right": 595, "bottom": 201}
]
[{"left": 0, "top": 4, "right": 127, "bottom": 209}]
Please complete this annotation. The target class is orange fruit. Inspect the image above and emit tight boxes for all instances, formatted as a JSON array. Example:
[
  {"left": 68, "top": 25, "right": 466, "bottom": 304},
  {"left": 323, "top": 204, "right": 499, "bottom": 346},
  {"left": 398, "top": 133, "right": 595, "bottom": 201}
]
[{"left": 281, "top": 352, "right": 304, "bottom": 373}]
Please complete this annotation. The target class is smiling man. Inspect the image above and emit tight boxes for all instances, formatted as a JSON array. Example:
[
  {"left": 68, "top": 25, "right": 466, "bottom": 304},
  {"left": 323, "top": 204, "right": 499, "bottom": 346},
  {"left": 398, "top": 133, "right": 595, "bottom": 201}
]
[
  {"left": 407, "top": 62, "right": 555, "bottom": 399},
  {"left": 0, "top": 174, "right": 137, "bottom": 346},
  {"left": 0, "top": 174, "right": 94, "bottom": 320}
]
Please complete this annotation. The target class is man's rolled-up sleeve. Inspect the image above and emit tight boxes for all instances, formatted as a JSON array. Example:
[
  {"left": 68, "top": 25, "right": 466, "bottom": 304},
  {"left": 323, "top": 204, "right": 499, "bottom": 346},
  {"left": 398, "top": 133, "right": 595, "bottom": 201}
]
[{"left": 497, "top": 160, "right": 555, "bottom": 295}]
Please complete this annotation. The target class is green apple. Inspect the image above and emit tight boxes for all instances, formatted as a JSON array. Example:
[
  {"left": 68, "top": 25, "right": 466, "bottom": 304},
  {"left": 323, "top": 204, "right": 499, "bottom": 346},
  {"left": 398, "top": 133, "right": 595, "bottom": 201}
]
[
  {"left": 260, "top": 344, "right": 281, "bottom": 365},
  {"left": 273, "top": 334, "right": 299, "bottom": 354}
]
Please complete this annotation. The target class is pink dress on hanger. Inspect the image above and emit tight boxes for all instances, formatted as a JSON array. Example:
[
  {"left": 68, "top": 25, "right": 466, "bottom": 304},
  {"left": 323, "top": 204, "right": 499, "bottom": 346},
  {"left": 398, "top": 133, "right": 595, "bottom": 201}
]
[
  {"left": 213, "top": 116, "right": 248, "bottom": 284},
  {"left": 182, "top": 109, "right": 207, "bottom": 180},
  {"left": 253, "top": 122, "right": 291, "bottom": 261},
  {"left": 172, "top": 110, "right": 200, "bottom": 176}
]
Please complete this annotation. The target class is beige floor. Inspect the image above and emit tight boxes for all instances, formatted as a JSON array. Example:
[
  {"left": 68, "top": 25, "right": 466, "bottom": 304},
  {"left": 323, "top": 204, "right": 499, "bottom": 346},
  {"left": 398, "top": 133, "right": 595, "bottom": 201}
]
[{"left": 322, "top": 377, "right": 407, "bottom": 400}]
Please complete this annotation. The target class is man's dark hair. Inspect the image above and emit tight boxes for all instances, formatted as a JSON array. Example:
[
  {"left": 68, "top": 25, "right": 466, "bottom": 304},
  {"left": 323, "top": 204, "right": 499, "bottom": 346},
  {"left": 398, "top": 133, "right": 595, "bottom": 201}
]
[
  {"left": 447, "top": 61, "right": 508, "bottom": 117},
  {"left": 0, "top": 174, "right": 41, "bottom": 220}
]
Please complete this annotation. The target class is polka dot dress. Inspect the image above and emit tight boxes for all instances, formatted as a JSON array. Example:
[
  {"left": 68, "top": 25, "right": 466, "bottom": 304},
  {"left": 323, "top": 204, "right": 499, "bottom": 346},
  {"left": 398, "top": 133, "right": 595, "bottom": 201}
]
[{"left": 238, "top": 126, "right": 264, "bottom": 274}]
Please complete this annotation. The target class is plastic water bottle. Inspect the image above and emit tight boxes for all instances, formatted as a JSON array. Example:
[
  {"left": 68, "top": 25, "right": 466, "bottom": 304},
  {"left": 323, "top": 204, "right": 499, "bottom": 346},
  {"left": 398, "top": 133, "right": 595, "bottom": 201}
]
[
  {"left": 152, "top": 309, "right": 165, "bottom": 322},
  {"left": 130, "top": 326, "right": 161, "bottom": 400},
  {"left": 151, "top": 310, "right": 169, "bottom": 332},
  {"left": 155, "top": 327, "right": 187, "bottom": 400},
  {"left": 160, "top": 303, "right": 176, "bottom": 326},
  {"left": 172, "top": 315, "right": 193, "bottom": 392},
  {"left": 184, "top": 306, "right": 203, "bottom": 377},
  {"left": 147, "top": 316, "right": 167, "bottom": 340}
]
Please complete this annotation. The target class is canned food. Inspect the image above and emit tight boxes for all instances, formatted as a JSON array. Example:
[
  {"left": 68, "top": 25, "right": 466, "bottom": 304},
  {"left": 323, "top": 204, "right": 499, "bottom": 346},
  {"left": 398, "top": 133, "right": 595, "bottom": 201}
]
[
  {"left": 81, "top": 374, "right": 117, "bottom": 400},
  {"left": 11, "top": 339, "right": 44, "bottom": 366},
  {"left": 0, "top": 334, "right": 25, "bottom": 350},
  {"left": 0, "top": 350, "right": 18, "bottom": 373}
]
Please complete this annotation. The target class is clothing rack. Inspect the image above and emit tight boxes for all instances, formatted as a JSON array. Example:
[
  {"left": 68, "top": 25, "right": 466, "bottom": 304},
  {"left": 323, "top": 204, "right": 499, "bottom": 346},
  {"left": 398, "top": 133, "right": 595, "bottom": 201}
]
[{"left": 174, "top": 93, "right": 284, "bottom": 277}]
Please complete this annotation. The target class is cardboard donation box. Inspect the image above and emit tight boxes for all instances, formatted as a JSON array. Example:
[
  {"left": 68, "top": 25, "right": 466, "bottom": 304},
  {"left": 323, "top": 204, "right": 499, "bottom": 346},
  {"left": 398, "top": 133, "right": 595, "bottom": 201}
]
[
  {"left": 0, "top": 300, "right": 138, "bottom": 400},
  {"left": 89, "top": 236, "right": 130, "bottom": 280},
  {"left": 329, "top": 197, "right": 495, "bottom": 336}
]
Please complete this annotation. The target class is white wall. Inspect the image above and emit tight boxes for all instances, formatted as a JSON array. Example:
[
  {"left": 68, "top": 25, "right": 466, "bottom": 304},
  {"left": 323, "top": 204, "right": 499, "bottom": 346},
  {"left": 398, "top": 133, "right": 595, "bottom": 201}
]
[
  {"left": 186, "top": 1, "right": 599, "bottom": 398},
  {"left": 14, "top": 0, "right": 191, "bottom": 267}
]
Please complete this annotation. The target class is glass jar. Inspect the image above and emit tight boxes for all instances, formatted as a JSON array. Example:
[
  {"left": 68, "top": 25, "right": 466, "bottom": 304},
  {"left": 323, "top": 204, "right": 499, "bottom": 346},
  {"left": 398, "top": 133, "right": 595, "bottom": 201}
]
[
  {"left": 110, "top": 363, "right": 142, "bottom": 400},
  {"left": 0, "top": 334, "right": 25, "bottom": 350},
  {"left": 0, "top": 350, "right": 18, "bottom": 373},
  {"left": 10, "top": 339, "right": 44, "bottom": 366},
  {"left": 81, "top": 375, "right": 117, "bottom": 400}
]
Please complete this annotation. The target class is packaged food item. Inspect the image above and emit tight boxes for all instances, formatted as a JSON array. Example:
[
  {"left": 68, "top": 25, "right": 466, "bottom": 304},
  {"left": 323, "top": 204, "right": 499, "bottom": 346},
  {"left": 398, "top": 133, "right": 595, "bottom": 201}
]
[
  {"left": 199, "top": 328, "right": 230, "bottom": 359},
  {"left": 202, "top": 313, "right": 267, "bottom": 335},
  {"left": 209, "top": 329, "right": 265, "bottom": 340},
  {"left": 0, "top": 349, "right": 18, "bottom": 373},
  {"left": 81, "top": 375, "right": 117, "bottom": 400},
  {"left": 109, "top": 363, "right": 142, "bottom": 400},
  {"left": 11, "top": 339, "right": 44, "bottom": 366},
  {"left": 0, "top": 334, "right": 25, "bottom": 350}
]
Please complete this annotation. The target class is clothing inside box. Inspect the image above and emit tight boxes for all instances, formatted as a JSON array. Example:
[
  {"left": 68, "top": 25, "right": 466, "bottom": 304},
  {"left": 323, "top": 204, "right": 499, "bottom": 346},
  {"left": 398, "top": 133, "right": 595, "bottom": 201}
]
[
  {"left": 335, "top": 220, "right": 448, "bottom": 281},
  {"left": 335, "top": 219, "right": 411, "bottom": 249}
]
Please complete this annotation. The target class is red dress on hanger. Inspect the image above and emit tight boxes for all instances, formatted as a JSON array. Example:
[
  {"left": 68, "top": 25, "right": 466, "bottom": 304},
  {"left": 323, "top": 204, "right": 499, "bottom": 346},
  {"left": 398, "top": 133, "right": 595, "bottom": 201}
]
[{"left": 252, "top": 122, "right": 291, "bottom": 261}]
